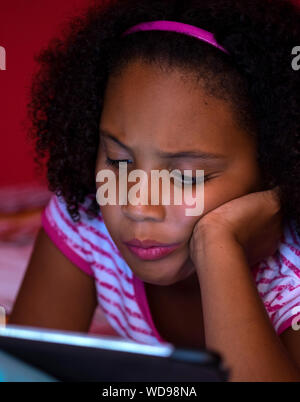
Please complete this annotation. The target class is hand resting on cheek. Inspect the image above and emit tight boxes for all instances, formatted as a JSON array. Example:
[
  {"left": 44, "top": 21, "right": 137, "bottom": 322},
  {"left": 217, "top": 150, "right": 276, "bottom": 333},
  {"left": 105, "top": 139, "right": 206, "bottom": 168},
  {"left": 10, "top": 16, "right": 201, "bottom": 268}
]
[{"left": 189, "top": 186, "right": 283, "bottom": 269}]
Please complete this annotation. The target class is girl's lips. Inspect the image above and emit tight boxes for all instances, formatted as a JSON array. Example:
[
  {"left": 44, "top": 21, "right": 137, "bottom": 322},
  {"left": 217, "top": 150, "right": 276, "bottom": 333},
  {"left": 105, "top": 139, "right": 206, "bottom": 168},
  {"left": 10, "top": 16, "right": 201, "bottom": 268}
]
[
  {"left": 124, "top": 238, "right": 177, "bottom": 248},
  {"left": 123, "top": 242, "right": 181, "bottom": 261}
]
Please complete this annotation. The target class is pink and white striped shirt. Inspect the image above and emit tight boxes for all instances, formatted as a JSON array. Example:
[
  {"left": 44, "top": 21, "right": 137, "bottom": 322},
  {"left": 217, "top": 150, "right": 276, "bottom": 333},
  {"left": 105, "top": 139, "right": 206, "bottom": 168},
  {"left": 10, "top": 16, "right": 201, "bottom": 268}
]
[{"left": 41, "top": 193, "right": 300, "bottom": 344}]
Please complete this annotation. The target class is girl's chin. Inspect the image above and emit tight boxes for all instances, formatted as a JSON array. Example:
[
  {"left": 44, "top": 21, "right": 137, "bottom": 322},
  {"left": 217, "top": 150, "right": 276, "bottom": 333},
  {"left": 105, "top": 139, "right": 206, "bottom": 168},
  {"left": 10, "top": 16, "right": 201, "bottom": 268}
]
[
  {"left": 131, "top": 266, "right": 189, "bottom": 286},
  {"left": 138, "top": 275, "right": 181, "bottom": 286},
  {"left": 120, "top": 248, "right": 192, "bottom": 285}
]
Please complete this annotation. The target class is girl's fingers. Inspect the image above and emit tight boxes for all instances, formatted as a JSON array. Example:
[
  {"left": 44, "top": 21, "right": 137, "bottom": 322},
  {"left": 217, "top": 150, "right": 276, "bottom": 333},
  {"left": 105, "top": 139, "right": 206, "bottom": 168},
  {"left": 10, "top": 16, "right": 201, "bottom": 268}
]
[{"left": 262, "top": 186, "right": 281, "bottom": 214}]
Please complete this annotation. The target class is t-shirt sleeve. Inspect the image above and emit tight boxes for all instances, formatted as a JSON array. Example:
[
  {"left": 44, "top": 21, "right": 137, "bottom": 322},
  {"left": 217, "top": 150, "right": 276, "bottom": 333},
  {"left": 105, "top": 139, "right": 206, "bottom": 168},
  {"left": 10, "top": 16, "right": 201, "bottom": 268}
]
[
  {"left": 254, "top": 219, "right": 300, "bottom": 335},
  {"left": 41, "top": 193, "right": 94, "bottom": 278}
]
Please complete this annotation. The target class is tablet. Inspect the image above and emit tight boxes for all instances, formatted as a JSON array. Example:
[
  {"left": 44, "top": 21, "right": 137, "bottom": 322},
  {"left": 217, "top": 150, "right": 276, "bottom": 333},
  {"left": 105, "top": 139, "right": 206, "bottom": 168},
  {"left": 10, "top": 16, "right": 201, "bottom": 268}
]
[
  {"left": 0, "top": 325, "right": 229, "bottom": 382},
  {"left": 0, "top": 349, "right": 57, "bottom": 382}
]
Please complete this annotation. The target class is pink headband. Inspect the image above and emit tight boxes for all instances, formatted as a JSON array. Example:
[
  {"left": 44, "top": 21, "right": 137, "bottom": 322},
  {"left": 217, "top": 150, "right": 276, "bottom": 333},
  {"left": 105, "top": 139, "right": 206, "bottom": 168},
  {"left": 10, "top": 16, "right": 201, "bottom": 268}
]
[{"left": 121, "top": 20, "right": 229, "bottom": 55}]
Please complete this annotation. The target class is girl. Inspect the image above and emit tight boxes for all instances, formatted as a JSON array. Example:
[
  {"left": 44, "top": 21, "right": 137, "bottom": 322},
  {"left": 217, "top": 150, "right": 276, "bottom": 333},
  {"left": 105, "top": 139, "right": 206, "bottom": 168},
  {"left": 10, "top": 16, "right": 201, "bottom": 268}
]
[{"left": 10, "top": 0, "right": 300, "bottom": 381}]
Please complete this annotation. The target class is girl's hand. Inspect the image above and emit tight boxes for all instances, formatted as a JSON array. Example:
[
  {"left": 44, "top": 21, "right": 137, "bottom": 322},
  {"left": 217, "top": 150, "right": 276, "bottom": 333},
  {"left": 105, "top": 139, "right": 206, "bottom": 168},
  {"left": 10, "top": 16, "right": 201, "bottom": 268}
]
[{"left": 189, "top": 187, "right": 284, "bottom": 268}]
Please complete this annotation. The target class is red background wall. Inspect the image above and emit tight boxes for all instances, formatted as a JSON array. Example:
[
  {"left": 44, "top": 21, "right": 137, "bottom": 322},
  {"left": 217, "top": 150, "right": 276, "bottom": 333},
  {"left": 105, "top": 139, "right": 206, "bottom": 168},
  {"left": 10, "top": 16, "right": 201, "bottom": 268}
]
[{"left": 0, "top": 0, "right": 94, "bottom": 187}]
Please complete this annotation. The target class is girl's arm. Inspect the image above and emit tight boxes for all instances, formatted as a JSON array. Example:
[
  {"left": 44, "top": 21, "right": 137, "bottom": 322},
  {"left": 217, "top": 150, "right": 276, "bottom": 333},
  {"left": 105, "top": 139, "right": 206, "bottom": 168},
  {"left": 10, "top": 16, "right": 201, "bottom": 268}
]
[
  {"left": 194, "top": 224, "right": 300, "bottom": 382},
  {"left": 9, "top": 226, "right": 98, "bottom": 332}
]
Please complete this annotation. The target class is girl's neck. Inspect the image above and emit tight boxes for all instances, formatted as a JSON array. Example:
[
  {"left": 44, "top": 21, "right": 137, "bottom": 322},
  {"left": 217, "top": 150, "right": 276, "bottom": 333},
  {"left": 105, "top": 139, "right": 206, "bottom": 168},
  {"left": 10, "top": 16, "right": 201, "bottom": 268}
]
[{"left": 171, "top": 258, "right": 200, "bottom": 293}]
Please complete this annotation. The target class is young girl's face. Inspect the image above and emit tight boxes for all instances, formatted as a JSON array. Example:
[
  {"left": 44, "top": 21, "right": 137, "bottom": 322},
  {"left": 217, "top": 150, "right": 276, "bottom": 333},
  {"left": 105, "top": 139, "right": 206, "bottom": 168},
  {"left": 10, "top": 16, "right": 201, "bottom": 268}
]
[{"left": 95, "top": 59, "right": 263, "bottom": 286}]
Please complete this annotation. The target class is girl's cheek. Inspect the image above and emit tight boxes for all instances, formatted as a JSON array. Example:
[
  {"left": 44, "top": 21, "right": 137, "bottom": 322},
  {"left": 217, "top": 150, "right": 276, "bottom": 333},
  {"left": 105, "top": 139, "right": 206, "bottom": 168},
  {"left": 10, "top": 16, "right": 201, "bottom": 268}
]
[
  {"left": 169, "top": 182, "right": 229, "bottom": 232},
  {"left": 169, "top": 203, "right": 203, "bottom": 238},
  {"left": 169, "top": 183, "right": 208, "bottom": 222}
]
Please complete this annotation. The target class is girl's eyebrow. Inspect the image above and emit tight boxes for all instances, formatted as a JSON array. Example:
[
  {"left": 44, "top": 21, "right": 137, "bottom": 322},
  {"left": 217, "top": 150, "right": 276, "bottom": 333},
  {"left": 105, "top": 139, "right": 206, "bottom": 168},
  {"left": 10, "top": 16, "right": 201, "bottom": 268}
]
[
  {"left": 100, "top": 129, "right": 132, "bottom": 153},
  {"left": 100, "top": 128, "right": 226, "bottom": 161},
  {"left": 157, "top": 150, "right": 226, "bottom": 161}
]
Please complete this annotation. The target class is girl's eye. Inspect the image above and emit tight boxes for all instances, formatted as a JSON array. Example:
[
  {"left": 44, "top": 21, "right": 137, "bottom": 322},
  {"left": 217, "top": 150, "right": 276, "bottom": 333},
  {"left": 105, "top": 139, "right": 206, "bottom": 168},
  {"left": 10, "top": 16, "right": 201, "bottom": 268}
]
[
  {"left": 105, "top": 158, "right": 210, "bottom": 185},
  {"left": 174, "top": 174, "right": 209, "bottom": 186},
  {"left": 172, "top": 171, "right": 210, "bottom": 186},
  {"left": 105, "top": 157, "right": 132, "bottom": 168}
]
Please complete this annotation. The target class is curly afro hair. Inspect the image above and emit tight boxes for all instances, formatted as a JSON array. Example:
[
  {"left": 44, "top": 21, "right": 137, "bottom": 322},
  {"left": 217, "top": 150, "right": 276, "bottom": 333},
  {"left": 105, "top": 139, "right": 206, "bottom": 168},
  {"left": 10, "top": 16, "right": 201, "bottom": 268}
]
[{"left": 28, "top": 0, "right": 300, "bottom": 235}]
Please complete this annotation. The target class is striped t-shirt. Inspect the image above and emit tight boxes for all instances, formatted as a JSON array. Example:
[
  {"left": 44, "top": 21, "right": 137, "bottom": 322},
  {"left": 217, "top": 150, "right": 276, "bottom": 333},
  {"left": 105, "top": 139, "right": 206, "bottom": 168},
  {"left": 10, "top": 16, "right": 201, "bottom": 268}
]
[{"left": 41, "top": 193, "right": 300, "bottom": 345}]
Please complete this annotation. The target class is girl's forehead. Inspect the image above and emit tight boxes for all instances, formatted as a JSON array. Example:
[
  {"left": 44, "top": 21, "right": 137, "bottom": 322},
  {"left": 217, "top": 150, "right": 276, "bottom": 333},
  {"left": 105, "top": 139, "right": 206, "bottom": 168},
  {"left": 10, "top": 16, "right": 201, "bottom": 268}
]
[
  {"left": 106, "top": 60, "right": 214, "bottom": 113},
  {"left": 101, "top": 60, "right": 254, "bottom": 154}
]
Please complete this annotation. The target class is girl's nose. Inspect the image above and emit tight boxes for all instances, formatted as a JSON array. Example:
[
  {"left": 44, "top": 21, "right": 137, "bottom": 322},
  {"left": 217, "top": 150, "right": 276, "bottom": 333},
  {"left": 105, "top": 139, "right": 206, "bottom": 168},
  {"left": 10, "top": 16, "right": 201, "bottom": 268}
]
[
  {"left": 121, "top": 202, "right": 166, "bottom": 222},
  {"left": 120, "top": 173, "right": 166, "bottom": 222}
]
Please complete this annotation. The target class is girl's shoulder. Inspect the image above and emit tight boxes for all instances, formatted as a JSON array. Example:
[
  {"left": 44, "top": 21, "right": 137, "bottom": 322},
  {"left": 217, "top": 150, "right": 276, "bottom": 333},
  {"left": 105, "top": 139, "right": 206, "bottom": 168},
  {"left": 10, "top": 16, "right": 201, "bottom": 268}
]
[
  {"left": 40, "top": 192, "right": 123, "bottom": 277},
  {"left": 252, "top": 218, "right": 300, "bottom": 335}
]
